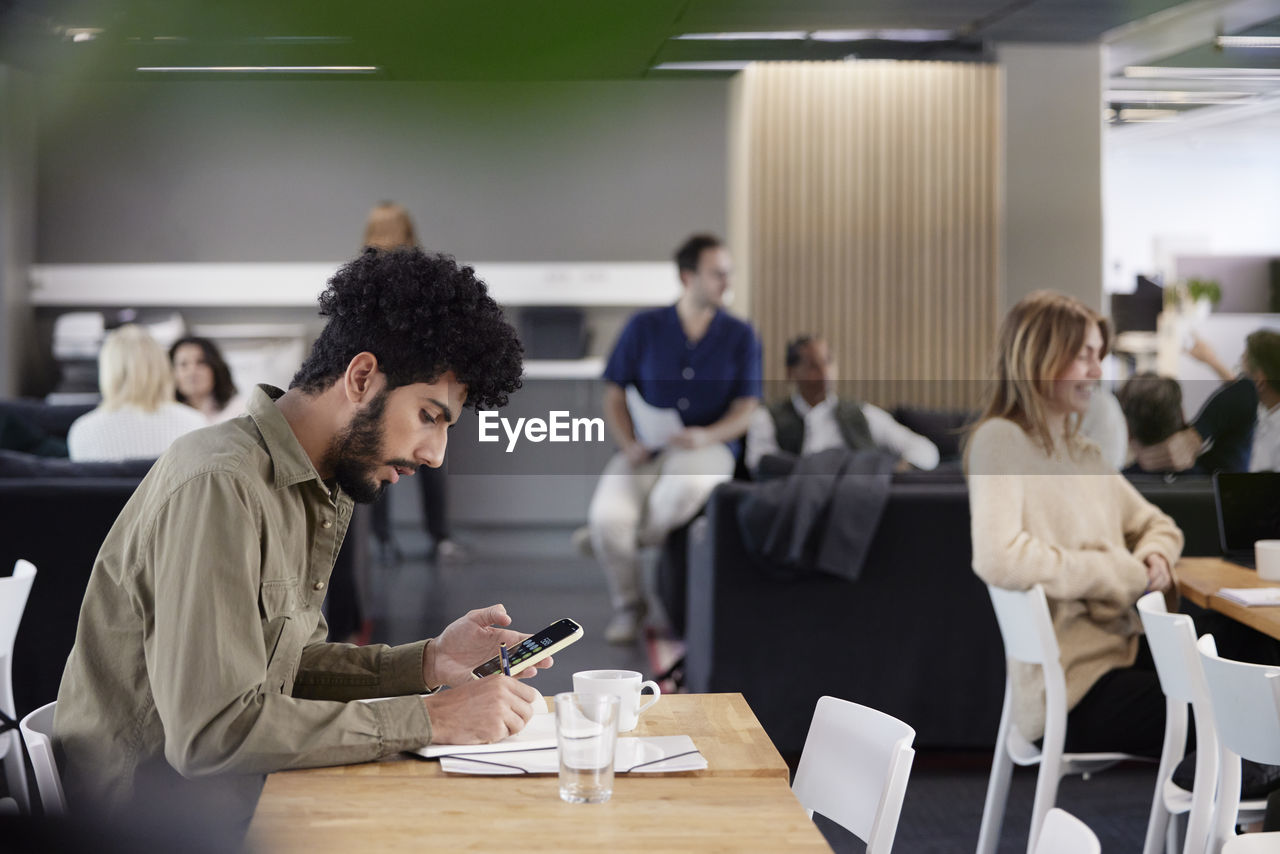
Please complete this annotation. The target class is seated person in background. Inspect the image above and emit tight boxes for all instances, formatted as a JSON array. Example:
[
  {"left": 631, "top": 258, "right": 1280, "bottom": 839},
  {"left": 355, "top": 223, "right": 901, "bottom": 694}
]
[
  {"left": 744, "top": 335, "right": 939, "bottom": 475},
  {"left": 1116, "top": 372, "right": 1186, "bottom": 469},
  {"left": 1243, "top": 329, "right": 1280, "bottom": 472},
  {"left": 55, "top": 249, "right": 543, "bottom": 834},
  {"left": 588, "top": 233, "right": 761, "bottom": 644},
  {"left": 1123, "top": 333, "right": 1261, "bottom": 473},
  {"left": 67, "top": 324, "right": 207, "bottom": 461},
  {"left": 170, "top": 335, "right": 245, "bottom": 423},
  {"left": 967, "top": 290, "right": 1182, "bottom": 757}
]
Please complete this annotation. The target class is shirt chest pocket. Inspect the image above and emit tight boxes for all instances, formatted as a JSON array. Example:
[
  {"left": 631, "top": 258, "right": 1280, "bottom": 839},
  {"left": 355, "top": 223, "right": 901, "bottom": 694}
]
[{"left": 259, "top": 580, "right": 309, "bottom": 696}]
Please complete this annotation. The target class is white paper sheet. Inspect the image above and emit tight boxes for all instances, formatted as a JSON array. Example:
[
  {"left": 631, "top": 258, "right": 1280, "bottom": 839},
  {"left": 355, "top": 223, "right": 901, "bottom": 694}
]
[
  {"left": 1216, "top": 587, "right": 1280, "bottom": 607},
  {"left": 411, "top": 708, "right": 557, "bottom": 759},
  {"left": 625, "top": 385, "right": 685, "bottom": 450},
  {"left": 435, "top": 735, "right": 706, "bottom": 775}
]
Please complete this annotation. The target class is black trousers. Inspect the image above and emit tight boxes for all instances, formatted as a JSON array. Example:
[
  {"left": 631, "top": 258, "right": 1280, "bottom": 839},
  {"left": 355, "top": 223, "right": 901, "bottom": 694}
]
[
  {"left": 370, "top": 462, "right": 450, "bottom": 543},
  {"left": 1063, "top": 605, "right": 1280, "bottom": 758}
]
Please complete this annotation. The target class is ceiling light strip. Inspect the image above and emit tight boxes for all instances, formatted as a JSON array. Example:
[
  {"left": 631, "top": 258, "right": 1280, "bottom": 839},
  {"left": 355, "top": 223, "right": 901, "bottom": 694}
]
[
  {"left": 1216, "top": 35, "right": 1280, "bottom": 48},
  {"left": 136, "top": 65, "right": 379, "bottom": 74},
  {"left": 1124, "top": 65, "right": 1280, "bottom": 79},
  {"left": 651, "top": 61, "right": 751, "bottom": 72}
]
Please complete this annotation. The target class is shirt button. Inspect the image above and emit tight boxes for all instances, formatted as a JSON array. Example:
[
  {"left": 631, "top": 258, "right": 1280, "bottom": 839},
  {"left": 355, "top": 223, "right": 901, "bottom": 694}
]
[
  {"left": 313, "top": 581, "right": 326, "bottom": 591},
  {"left": 321, "top": 519, "right": 333, "bottom": 529},
  {"left": 677, "top": 398, "right": 690, "bottom": 411},
  {"left": 682, "top": 367, "right": 695, "bottom": 380}
]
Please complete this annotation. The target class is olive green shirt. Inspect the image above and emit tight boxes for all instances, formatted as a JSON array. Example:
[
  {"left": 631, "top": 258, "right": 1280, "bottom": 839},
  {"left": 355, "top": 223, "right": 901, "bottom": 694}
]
[{"left": 54, "top": 385, "right": 433, "bottom": 827}]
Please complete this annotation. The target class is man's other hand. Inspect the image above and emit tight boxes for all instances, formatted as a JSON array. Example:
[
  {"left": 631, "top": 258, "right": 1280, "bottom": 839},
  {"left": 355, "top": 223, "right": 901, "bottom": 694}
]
[
  {"left": 668, "top": 427, "right": 712, "bottom": 450},
  {"left": 423, "top": 676, "right": 540, "bottom": 744},
  {"left": 1134, "top": 428, "right": 1201, "bottom": 472},
  {"left": 1144, "top": 553, "right": 1173, "bottom": 594},
  {"left": 426, "top": 604, "right": 554, "bottom": 687}
]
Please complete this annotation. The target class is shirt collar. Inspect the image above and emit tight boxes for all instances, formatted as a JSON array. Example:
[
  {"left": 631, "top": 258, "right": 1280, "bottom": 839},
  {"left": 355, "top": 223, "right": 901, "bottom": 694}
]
[
  {"left": 247, "top": 384, "right": 330, "bottom": 491},
  {"left": 791, "top": 391, "right": 837, "bottom": 418}
]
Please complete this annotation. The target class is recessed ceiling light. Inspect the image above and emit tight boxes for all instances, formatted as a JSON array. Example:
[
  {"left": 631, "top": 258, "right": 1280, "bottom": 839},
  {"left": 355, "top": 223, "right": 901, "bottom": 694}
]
[
  {"left": 1124, "top": 66, "right": 1280, "bottom": 80},
  {"left": 65, "top": 27, "right": 103, "bottom": 43},
  {"left": 1215, "top": 35, "right": 1280, "bottom": 48},
  {"left": 674, "top": 32, "right": 807, "bottom": 41},
  {"left": 651, "top": 61, "right": 752, "bottom": 72},
  {"left": 1117, "top": 108, "right": 1180, "bottom": 122},
  {"left": 136, "top": 66, "right": 380, "bottom": 74},
  {"left": 810, "top": 28, "right": 952, "bottom": 42}
]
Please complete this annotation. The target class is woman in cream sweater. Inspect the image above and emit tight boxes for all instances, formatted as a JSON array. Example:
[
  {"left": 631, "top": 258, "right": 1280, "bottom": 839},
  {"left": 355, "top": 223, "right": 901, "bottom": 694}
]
[{"left": 967, "top": 291, "right": 1182, "bottom": 757}]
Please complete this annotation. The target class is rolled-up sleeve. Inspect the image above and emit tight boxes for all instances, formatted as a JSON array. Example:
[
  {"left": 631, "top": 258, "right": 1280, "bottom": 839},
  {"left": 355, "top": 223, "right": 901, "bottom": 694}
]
[{"left": 143, "top": 472, "right": 431, "bottom": 778}]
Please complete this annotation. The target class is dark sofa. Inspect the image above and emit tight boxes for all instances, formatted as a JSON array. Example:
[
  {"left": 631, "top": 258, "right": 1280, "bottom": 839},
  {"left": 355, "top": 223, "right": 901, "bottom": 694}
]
[
  {"left": 0, "top": 400, "right": 369, "bottom": 718},
  {"left": 681, "top": 445, "right": 1220, "bottom": 757}
]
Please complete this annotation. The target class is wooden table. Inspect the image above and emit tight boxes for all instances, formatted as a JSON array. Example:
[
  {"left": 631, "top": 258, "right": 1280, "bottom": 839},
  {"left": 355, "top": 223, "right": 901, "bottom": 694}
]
[
  {"left": 1177, "top": 557, "right": 1280, "bottom": 641},
  {"left": 248, "top": 693, "right": 831, "bottom": 853}
]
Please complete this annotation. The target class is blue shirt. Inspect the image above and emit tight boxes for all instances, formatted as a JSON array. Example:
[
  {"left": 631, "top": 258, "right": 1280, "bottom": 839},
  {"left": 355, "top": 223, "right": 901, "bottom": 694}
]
[{"left": 603, "top": 305, "right": 762, "bottom": 453}]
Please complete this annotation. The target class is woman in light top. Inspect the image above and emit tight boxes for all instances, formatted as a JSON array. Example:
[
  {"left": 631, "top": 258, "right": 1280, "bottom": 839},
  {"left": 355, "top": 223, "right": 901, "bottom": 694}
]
[
  {"left": 170, "top": 336, "right": 244, "bottom": 424},
  {"left": 67, "top": 324, "right": 207, "bottom": 462},
  {"left": 966, "top": 291, "right": 1182, "bottom": 757}
]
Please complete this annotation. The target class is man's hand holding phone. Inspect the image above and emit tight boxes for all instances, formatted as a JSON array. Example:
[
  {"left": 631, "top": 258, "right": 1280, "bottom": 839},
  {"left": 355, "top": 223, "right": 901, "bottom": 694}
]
[
  {"left": 424, "top": 604, "right": 553, "bottom": 689},
  {"left": 422, "top": 676, "right": 540, "bottom": 744}
]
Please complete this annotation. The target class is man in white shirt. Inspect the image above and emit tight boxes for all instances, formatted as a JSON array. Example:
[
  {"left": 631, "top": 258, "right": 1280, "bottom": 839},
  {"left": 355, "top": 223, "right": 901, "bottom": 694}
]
[
  {"left": 745, "top": 335, "right": 939, "bottom": 474},
  {"left": 1246, "top": 329, "right": 1280, "bottom": 472}
]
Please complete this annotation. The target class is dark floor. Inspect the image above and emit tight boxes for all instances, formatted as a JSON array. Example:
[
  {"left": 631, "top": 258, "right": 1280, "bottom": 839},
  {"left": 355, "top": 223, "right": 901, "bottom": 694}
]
[{"left": 365, "top": 523, "right": 1158, "bottom": 853}]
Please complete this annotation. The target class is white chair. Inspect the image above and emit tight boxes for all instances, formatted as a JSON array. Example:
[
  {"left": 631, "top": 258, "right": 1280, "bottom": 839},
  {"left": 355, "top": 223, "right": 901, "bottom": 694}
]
[
  {"left": 1198, "top": 636, "right": 1280, "bottom": 854},
  {"left": 1, "top": 559, "right": 36, "bottom": 813},
  {"left": 1033, "top": 807, "right": 1101, "bottom": 854},
  {"left": 18, "top": 701, "right": 65, "bottom": 815},
  {"left": 978, "top": 584, "right": 1149, "bottom": 854},
  {"left": 791, "top": 695, "right": 916, "bottom": 854},
  {"left": 1137, "top": 592, "right": 1268, "bottom": 854}
]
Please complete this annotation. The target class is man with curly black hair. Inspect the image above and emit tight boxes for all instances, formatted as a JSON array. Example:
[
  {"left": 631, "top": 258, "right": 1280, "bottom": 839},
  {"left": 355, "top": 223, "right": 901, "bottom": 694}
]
[{"left": 56, "top": 248, "right": 544, "bottom": 833}]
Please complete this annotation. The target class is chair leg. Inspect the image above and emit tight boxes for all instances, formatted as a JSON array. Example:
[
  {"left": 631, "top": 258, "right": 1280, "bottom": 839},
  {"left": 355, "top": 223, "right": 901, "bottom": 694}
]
[
  {"left": 976, "top": 742, "right": 1014, "bottom": 854},
  {"left": 2, "top": 731, "right": 30, "bottom": 814},
  {"left": 1027, "top": 753, "right": 1063, "bottom": 854},
  {"left": 1144, "top": 788, "right": 1172, "bottom": 854}
]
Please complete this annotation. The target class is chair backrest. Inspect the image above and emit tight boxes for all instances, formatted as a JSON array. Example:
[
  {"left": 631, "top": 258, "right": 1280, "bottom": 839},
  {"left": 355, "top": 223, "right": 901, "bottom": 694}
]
[
  {"left": 1198, "top": 634, "right": 1280, "bottom": 853},
  {"left": 19, "top": 701, "right": 66, "bottom": 815},
  {"left": 792, "top": 695, "right": 916, "bottom": 854},
  {"left": 1137, "top": 591, "right": 1219, "bottom": 854},
  {"left": 1033, "top": 807, "right": 1101, "bottom": 854},
  {"left": 986, "top": 584, "right": 1059, "bottom": 667},
  {"left": 0, "top": 560, "right": 37, "bottom": 657}
]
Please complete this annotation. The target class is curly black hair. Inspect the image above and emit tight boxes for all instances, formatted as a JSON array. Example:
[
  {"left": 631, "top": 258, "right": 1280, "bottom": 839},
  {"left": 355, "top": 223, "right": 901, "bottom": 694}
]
[{"left": 291, "top": 248, "right": 523, "bottom": 409}]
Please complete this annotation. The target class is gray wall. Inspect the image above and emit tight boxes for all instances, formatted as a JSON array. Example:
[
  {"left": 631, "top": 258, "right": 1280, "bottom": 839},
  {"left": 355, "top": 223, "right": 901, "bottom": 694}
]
[
  {"left": 36, "top": 79, "right": 729, "bottom": 263},
  {"left": 1, "top": 66, "right": 38, "bottom": 397}
]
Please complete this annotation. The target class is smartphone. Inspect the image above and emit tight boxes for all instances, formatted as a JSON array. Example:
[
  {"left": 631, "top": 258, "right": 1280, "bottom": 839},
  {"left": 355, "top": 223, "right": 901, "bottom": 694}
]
[{"left": 470, "top": 617, "right": 583, "bottom": 679}]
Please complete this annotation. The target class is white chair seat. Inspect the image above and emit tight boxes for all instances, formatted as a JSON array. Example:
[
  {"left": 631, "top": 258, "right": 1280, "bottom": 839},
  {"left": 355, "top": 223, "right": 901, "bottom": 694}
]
[
  {"left": 1222, "top": 833, "right": 1280, "bottom": 853},
  {"left": 1, "top": 560, "right": 37, "bottom": 814},
  {"left": 1033, "top": 807, "right": 1101, "bottom": 854}
]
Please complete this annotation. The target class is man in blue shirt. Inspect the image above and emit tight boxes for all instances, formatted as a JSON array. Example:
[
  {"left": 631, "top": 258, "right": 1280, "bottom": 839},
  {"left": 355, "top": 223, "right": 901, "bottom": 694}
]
[{"left": 589, "top": 234, "right": 762, "bottom": 643}]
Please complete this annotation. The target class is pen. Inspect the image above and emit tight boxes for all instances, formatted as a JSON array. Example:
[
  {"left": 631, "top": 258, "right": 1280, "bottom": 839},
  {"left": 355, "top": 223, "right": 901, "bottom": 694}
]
[{"left": 500, "top": 642, "right": 511, "bottom": 676}]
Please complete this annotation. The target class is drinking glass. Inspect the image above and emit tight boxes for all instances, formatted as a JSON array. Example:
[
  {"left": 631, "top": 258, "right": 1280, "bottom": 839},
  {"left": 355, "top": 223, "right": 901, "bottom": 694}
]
[{"left": 555, "top": 692, "right": 620, "bottom": 804}]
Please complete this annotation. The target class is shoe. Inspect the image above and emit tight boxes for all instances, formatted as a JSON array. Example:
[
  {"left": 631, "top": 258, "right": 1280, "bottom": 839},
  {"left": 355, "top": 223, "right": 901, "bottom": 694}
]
[
  {"left": 604, "top": 608, "right": 645, "bottom": 645},
  {"left": 571, "top": 525, "right": 595, "bottom": 559},
  {"left": 432, "top": 538, "right": 469, "bottom": 563}
]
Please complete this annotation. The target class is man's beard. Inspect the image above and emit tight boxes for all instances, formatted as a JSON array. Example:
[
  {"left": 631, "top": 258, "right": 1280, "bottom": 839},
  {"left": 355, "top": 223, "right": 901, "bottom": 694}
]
[{"left": 323, "top": 389, "right": 391, "bottom": 504}]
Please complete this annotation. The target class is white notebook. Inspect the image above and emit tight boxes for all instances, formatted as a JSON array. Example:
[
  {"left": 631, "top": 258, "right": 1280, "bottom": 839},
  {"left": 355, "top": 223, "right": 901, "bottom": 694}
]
[
  {"left": 434, "top": 735, "right": 706, "bottom": 775},
  {"left": 1216, "top": 587, "right": 1280, "bottom": 607}
]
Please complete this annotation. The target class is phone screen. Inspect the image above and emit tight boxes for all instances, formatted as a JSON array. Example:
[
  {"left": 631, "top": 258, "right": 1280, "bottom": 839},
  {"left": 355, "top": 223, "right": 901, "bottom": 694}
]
[{"left": 472, "top": 618, "right": 580, "bottom": 678}]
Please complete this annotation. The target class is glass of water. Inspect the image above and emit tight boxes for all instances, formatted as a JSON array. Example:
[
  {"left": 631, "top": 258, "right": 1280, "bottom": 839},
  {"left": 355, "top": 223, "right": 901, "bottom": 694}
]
[{"left": 554, "top": 692, "right": 620, "bottom": 804}]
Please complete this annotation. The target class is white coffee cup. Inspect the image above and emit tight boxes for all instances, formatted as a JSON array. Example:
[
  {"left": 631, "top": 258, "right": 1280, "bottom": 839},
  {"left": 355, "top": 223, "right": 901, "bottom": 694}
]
[
  {"left": 1257, "top": 540, "right": 1280, "bottom": 582},
  {"left": 572, "top": 669, "right": 660, "bottom": 733}
]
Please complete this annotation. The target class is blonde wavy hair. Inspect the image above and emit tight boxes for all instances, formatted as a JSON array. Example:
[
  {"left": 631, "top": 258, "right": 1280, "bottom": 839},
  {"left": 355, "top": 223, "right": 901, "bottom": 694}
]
[
  {"left": 98, "top": 324, "right": 176, "bottom": 412},
  {"left": 362, "top": 201, "right": 418, "bottom": 250},
  {"left": 970, "top": 290, "right": 1109, "bottom": 457}
]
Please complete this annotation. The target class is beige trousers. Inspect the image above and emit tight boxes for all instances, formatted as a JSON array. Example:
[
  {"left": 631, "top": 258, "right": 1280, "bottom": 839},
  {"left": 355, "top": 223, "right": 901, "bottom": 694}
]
[{"left": 587, "top": 444, "right": 735, "bottom": 613}]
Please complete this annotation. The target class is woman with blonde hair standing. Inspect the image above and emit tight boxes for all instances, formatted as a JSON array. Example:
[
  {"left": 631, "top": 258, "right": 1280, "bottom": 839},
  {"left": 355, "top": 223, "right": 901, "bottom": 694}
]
[
  {"left": 67, "top": 324, "right": 207, "bottom": 461},
  {"left": 966, "top": 290, "right": 1182, "bottom": 756}
]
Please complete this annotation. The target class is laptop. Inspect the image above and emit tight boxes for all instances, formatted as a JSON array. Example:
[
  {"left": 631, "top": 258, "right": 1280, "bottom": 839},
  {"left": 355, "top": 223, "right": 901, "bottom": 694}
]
[{"left": 1213, "top": 472, "right": 1280, "bottom": 568}]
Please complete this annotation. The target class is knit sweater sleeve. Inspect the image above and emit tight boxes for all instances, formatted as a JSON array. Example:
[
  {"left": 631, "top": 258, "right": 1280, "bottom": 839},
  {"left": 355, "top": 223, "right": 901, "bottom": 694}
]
[{"left": 967, "top": 419, "right": 1149, "bottom": 605}]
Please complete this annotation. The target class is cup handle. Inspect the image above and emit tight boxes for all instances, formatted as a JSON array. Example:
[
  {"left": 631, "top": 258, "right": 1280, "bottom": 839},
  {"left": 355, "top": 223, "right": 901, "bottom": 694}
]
[{"left": 638, "top": 680, "right": 661, "bottom": 715}]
